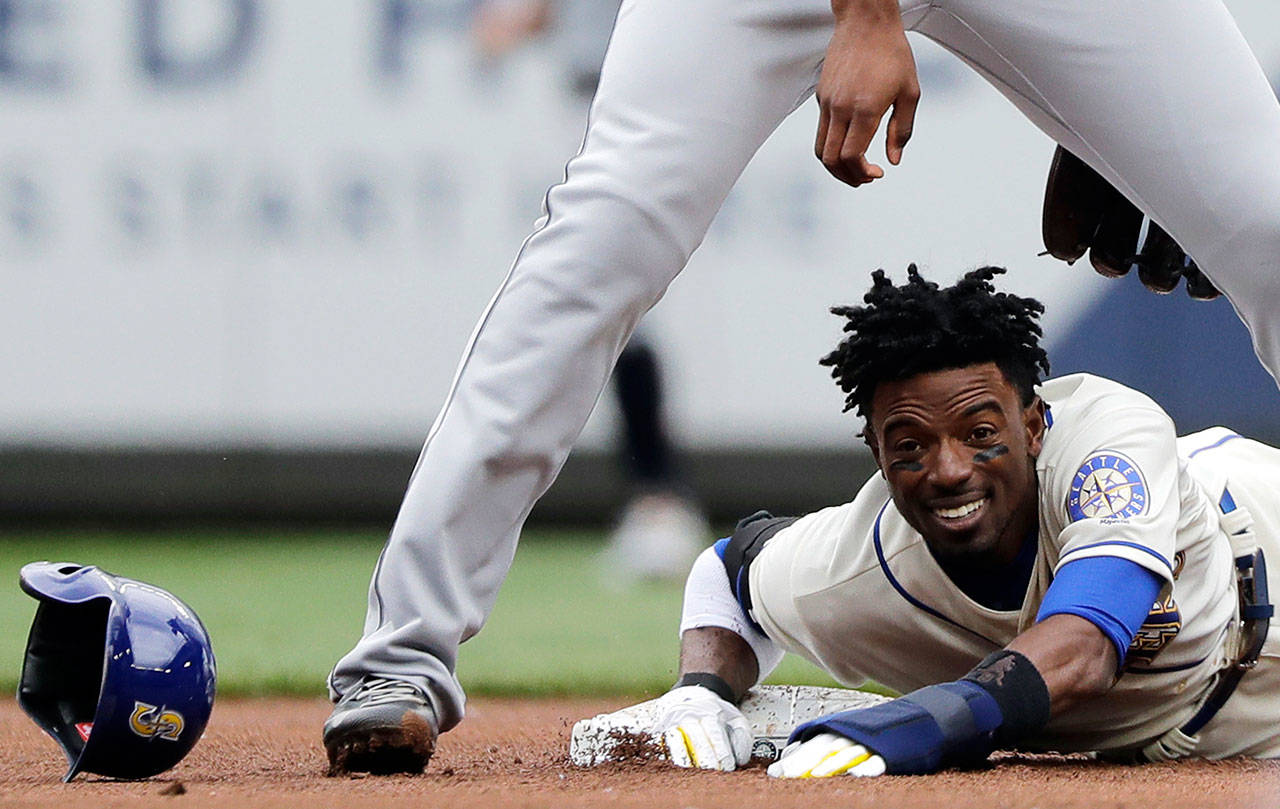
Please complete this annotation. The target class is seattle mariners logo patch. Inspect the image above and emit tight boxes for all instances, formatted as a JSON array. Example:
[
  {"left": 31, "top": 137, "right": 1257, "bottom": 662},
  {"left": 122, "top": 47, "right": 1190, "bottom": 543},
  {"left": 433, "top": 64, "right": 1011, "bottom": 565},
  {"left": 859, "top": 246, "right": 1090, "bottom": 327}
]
[
  {"left": 1067, "top": 451, "right": 1148, "bottom": 522},
  {"left": 751, "top": 739, "right": 781, "bottom": 762}
]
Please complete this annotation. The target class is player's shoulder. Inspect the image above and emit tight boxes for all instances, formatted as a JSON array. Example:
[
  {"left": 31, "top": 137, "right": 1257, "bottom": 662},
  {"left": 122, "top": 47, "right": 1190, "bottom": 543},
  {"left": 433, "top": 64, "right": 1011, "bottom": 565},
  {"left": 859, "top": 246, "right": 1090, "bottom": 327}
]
[
  {"left": 773, "top": 474, "right": 889, "bottom": 548},
  {"left": 1037, "top": 373, "right": 1172, "bottom": 446},
  {"left": 1035, "top": 373, "right": 1177, "bottom": 508},
  {"left": 1037, "top": 372, "right": 1164, "bottom": 415},
  {"left": 759, "top": 474, "right": 891, "bottom": 588}
]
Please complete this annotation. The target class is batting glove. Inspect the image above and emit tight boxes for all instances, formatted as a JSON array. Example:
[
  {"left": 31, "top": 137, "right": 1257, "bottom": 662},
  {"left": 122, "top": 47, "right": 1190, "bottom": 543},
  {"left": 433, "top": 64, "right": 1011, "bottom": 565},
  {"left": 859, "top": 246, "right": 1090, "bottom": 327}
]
[
  {"left": 652, "top": 685, "right": 752, "bottom": 771},
  {"left": 766, "top": 733, "right": 887, "bottom": 779}
]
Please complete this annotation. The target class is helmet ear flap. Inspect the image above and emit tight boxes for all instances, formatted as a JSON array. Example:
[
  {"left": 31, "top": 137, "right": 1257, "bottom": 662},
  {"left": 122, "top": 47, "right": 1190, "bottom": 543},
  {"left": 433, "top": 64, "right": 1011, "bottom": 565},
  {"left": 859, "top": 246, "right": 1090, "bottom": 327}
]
[{"left": 18, "top": 597, "right": 112, "bottom": 780}]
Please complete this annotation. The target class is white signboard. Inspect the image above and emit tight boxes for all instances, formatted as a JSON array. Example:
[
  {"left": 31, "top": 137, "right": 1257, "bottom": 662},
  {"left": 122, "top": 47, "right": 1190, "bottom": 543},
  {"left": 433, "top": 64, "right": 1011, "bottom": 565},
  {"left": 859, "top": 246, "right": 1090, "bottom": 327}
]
[{"left": 0, "top": 1, "right": 1275, "bottom": 450}]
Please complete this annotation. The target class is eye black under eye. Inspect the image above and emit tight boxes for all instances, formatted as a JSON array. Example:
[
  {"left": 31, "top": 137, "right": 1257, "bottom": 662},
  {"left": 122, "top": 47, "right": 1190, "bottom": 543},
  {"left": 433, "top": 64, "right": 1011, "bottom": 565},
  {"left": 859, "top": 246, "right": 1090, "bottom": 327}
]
[{"left": 973, "top": 444, "right": 1010, "bottom": 463}]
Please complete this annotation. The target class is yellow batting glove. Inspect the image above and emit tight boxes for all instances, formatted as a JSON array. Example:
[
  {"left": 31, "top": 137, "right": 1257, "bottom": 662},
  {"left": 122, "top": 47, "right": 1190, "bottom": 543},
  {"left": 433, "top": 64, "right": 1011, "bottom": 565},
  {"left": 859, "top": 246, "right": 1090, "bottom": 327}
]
[
  {"left": 766, "top": 733, "right": 887, "bottom": 778},
  {"left": 652, "top": 685, "right": 752, "bottom": 771}
]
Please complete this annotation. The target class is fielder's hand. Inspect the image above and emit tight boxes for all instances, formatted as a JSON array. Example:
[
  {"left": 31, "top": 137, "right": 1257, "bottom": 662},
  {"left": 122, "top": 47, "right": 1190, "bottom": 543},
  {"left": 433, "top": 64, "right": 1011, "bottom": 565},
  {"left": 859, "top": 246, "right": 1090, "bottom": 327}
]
[
  {"left": 766, "top": 733, "right": 887, "bottom": 778},
  {"left": 652, "top": 685, "right": 752, "bottom": 771},
  {"left": 814, "top": 0, "right": 919, "bottom": 187}
]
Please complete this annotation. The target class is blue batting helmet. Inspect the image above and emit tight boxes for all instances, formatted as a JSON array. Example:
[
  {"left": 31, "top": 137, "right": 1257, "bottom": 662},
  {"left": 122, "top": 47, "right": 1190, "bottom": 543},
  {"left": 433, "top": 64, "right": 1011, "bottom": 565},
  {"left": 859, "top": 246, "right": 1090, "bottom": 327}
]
[{"left": 17, "top": 561, "right": 217, "bottom": 782}]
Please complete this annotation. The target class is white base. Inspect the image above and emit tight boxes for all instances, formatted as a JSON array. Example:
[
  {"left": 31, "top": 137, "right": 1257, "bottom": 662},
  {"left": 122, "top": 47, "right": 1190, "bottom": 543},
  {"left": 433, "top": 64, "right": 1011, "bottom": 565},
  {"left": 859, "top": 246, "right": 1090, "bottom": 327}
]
[{"left": 569, "top": 684, "right": 889, "bottom": 766}]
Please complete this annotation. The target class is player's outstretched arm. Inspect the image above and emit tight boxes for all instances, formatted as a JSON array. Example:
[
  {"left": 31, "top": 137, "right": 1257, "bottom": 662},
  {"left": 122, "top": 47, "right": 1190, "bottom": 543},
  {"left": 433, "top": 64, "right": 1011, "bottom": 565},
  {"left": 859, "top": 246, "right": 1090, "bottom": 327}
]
[
  {"left": 815, "top": 0, "right": 919, "bottom": 188},
  {"left": 768, "top": 643, "right": 1061, "bottom": 779},
  {"left": 651, "top": 538, "right": 789, "bottom": 772},
  {"left": 770, "top": 572, "right": 1144, "bottom": 778},
  {"left": 653, "top": 628, "right": 758, "bottom": 771},
  {"left": 1005, "top": 614, "right": 1117, "bottom": 715}
]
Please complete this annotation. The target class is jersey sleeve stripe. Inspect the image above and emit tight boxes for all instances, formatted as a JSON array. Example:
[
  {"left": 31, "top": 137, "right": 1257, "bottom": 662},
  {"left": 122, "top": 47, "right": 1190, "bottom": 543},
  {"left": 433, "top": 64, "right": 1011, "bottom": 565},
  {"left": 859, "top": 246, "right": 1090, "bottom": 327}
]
[
  {"left": 1186, "top": 432, "right": 1242, "bottom": 458},
  {"left": 1056, "top": 540, "right": 1173, "bottom": 573}
]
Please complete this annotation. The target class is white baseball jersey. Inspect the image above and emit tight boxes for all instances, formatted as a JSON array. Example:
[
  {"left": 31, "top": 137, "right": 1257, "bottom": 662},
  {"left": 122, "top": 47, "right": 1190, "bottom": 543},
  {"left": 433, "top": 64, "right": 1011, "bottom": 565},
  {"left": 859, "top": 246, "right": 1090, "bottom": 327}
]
[
  {"left": 331, "top": 0, "right": 1280, "bottom": 733},
  {"left": 749, "top": 374, "right": 1280, "bottom": 757}
]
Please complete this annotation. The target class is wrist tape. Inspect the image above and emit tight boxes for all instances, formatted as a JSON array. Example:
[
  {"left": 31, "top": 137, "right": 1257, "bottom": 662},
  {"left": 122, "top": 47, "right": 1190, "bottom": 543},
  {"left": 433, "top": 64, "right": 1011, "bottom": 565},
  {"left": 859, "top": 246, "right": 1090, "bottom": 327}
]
[
  {"left": 675, "top": 672, "right": 737, "bottom": 704},
  {"left": 961, "top": 649, "right": 1051, "bottom": 746}
]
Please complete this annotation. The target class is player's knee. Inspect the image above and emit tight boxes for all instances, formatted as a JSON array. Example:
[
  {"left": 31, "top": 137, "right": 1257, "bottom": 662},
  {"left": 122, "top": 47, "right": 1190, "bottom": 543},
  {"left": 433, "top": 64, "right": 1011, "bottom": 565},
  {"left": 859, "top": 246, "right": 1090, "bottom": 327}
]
[
  {"left": 552, "top": 161, "right": 716, "bottom": 260},
  {"left": 533, "top": 196, "right": 689, "bottom": 305}
]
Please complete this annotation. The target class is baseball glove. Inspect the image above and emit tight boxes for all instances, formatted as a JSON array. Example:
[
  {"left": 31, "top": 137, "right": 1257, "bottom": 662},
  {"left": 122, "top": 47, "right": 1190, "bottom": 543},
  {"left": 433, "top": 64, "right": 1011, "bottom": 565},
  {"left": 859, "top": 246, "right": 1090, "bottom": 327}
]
[{"left": 1041, "top": 145, "right": 1219, "bottom": 300}]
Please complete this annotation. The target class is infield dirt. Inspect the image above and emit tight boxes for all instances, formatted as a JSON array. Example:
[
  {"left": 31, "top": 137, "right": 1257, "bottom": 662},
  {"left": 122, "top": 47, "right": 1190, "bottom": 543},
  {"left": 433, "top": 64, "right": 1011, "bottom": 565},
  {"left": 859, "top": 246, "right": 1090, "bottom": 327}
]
[{"left": 3, "top": 697, "right": 1278, "bottom": 808}]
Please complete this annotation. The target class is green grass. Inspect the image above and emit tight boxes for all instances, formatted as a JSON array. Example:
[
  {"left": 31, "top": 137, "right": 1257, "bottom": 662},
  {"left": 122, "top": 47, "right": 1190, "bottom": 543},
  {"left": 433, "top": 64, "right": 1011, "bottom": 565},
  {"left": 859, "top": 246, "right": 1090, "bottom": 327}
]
[{"left": 0, "top": 530, "right": 842, "bottom": 698}]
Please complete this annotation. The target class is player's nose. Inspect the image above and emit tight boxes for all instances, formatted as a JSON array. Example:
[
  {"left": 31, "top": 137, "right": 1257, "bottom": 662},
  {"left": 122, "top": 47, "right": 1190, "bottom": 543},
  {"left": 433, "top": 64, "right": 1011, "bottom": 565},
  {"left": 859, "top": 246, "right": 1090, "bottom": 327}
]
[{"left": 927, "top": 438, "right": 974, "bottom": 490}]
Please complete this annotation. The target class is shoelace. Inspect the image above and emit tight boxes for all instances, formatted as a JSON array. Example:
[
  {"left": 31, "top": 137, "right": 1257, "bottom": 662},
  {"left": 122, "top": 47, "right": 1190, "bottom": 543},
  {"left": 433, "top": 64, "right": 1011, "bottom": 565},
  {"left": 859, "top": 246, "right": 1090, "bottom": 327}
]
[{"left": 352, "top": 678, "right": 424, "bottom": 707}]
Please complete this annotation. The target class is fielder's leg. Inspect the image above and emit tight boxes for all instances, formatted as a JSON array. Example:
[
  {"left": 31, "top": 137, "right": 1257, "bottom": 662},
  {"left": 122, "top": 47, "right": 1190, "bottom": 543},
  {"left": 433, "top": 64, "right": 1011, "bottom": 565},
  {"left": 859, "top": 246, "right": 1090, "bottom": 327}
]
[
  {"left": 919, "top": 0, "right": 1280, "bottom": 383},
  {"left": 325, "top": 0, "right": 931, "bottom": 773}
]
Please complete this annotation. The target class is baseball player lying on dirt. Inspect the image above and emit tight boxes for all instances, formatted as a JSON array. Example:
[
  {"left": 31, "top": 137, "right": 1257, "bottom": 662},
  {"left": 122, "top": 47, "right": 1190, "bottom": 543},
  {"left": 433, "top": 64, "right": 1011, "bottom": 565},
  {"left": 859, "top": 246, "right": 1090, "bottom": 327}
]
[{"left": 654, "top": 265, "right": 1277, "bottom": 777}]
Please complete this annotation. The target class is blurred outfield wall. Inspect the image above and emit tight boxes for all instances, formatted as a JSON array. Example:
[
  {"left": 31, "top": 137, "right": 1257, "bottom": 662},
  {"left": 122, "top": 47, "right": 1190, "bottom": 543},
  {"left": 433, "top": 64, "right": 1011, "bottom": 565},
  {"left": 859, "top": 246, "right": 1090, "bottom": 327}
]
[{"left": 1, "top": 1, "right": 1278, "bottom": 524}]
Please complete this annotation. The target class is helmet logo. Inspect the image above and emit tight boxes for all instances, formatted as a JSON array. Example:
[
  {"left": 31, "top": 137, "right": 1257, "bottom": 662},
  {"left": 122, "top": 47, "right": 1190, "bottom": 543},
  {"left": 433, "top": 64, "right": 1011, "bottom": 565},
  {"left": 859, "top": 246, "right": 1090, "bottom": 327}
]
[{"left": 129, "top": 701, "right": 185, "bottom": 742}]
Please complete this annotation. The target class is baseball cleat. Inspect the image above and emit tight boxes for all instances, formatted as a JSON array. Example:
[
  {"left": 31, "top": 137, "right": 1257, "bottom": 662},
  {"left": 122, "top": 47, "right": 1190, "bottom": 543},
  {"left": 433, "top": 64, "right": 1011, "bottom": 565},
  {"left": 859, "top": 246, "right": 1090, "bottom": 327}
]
[{"left": 323, "top": 677, "right": 438, "bottom": 776}]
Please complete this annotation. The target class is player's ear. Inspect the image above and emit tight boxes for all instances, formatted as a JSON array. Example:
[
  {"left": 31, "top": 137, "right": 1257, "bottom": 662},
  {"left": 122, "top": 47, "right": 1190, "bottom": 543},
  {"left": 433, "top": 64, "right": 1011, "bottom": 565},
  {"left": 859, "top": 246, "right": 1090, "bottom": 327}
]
[
  {"left": 861, "top": 425, "right": 884, "bottom": 473},
  {"left": 1023, "top": 396, "right": 1047, "bottom": 458}
]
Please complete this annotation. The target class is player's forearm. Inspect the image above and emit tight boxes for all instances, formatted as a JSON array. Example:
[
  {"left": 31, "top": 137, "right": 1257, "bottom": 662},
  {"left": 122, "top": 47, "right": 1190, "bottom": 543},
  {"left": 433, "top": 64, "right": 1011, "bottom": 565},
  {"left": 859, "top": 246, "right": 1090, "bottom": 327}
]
[
  {"left": 677, "top": 543, "right": 785, "bottom": 699},
  {"left": 1007, "top": 614, "right": 1117, "bottom": 715},
  {"left": 678, "top": 626, "right": 759, "bottom": 703},
  {"left": 659, "top": 627, "right": 760, "bottom": 771},
  {"left": 777, "top": 604, "right": 1119, "bottom": 777},
  {"left": 781, "top": 648, "right": 1051, "bottom": 776}
]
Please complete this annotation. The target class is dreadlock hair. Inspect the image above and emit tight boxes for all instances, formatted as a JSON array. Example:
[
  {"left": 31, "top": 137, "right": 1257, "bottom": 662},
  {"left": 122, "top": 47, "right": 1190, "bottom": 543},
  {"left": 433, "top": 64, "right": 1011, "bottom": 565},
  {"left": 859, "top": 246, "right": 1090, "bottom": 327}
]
[{"left": 820, "top": 265, "right": 1051, "bottom": 419}]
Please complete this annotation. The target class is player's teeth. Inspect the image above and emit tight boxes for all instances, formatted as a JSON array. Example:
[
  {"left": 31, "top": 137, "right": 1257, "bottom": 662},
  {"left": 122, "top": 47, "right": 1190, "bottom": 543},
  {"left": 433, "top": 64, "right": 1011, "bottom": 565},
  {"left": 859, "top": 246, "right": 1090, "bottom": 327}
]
[{"left": 934, "top": 499, "right": 985, "bottom": 519}]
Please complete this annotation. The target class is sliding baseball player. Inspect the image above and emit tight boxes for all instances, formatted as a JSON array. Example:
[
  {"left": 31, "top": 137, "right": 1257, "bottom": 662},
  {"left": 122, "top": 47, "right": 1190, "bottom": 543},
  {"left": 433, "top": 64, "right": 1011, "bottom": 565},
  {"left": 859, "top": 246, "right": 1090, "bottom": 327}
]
[{"left": 654, "top": 266, "right": 1275, "bottom": 775}]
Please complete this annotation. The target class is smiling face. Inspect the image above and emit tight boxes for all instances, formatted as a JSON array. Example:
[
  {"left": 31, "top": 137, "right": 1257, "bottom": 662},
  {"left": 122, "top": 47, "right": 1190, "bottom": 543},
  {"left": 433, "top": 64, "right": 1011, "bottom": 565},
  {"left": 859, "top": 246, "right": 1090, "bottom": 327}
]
[{"left": 866, "top": 362, "right": 1046, "bottom": 568}]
